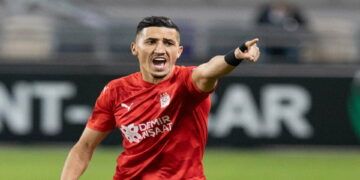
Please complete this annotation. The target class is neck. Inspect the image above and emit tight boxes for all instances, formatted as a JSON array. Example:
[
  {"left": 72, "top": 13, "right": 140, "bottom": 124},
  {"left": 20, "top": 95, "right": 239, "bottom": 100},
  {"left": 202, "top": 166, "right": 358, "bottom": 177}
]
[
  {"left": 139, "top": 66, "right": 176, "bottom": 84},
  {"left": 140, "top": 71, "right": 172, "bottom": 84}
]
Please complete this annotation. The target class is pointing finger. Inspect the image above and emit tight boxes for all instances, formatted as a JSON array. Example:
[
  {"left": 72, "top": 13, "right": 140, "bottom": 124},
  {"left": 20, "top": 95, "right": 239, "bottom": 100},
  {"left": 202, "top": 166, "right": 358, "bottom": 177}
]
[{"left": 245, "top": 38, "right": 259, "bottom": 47}]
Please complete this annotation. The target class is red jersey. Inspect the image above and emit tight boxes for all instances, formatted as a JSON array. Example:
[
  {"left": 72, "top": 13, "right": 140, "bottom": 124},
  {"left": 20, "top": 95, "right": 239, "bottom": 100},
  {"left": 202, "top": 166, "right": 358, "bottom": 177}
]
[{"left": 87, "top": 66, "right": 212, "bottom": 180}]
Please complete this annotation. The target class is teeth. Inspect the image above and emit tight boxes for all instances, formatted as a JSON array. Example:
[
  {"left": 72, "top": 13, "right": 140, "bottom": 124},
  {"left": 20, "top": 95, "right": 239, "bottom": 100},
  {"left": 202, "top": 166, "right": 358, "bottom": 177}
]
[
  {"left": 153, "top": 57, "right": 166, "bottom": 69},
  {"left": 153, "top": 57, "right": 165, "bottom": 61}
]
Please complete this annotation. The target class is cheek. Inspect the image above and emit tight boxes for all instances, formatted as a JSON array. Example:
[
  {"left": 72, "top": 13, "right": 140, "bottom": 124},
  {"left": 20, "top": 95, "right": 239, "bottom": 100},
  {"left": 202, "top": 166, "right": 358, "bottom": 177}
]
[
  {"left": 138, "top": 51, "right": 150, "bottom": 61},
  {"left": 137, "top": 54, "right": 149, "bottom": 67}
]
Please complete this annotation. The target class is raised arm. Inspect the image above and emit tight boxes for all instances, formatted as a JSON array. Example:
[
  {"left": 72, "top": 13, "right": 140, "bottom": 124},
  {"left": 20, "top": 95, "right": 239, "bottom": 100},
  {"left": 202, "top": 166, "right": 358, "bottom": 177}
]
[
  {"left": 61, "top": 128, "right": 111, "bottom": 180},
  {"left": 192, "top": 38, "right": 260, "bottom": 92}
]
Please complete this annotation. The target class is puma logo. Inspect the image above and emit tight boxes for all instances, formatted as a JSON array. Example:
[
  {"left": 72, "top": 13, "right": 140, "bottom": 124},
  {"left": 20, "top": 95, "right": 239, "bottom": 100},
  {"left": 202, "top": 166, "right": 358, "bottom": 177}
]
[{"left": 121, "top": 103, "right": 133, "bottom": 111}]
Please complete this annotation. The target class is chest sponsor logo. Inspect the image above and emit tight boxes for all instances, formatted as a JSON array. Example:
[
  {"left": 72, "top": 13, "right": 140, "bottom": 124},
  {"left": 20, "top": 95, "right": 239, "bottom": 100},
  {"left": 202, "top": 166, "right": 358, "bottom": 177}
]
[
  {"left": 120, "top": 115, "right": 172, "bottom": 143},
  {"left": 160, "top": 92, "right": 171, "bottom": 108}
]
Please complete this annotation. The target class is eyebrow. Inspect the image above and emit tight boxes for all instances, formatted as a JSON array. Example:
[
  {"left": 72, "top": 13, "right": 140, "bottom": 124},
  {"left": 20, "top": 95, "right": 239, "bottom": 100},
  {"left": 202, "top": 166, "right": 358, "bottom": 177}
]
[
  {"left": 145, "top": 37, "right": 177, "bottom": 44},
  {"left": 163, "top": 38, "right": 176, "bottom": 44},
  {"left": 145, "top": 37, "right": 158, "bottom": 41}
]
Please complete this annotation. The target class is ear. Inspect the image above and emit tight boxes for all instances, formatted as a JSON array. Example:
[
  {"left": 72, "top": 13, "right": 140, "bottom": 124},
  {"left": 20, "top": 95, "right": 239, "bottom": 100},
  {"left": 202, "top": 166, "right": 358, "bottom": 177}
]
[
  {"left": 177, "top": 45, "right": 184, "bottom": 59},
  {"left": 131, "top": 42, "right": 137, "bottom": 56}
]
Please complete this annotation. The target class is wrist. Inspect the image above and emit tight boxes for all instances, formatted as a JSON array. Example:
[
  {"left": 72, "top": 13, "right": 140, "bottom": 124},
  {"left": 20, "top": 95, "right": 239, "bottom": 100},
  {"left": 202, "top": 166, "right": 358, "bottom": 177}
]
[
  {"left": 224, "top": 42, "right": 247, "bottom": 66},
  {"left": 224, "top": 49, "right": 243, "bottom": 66}
]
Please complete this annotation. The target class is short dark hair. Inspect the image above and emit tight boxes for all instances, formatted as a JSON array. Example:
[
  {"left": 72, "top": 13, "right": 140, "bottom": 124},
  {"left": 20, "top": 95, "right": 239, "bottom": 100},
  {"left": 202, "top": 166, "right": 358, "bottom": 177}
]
[{"left": 136, "top": 16, "right": 180, "bottom": 34}]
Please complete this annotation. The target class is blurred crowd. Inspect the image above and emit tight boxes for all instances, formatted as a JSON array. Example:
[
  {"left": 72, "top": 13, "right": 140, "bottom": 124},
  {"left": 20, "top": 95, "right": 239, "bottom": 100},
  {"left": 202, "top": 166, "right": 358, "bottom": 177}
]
[{"left": 0, "top": 0, "right": 359, "bottom": 64}]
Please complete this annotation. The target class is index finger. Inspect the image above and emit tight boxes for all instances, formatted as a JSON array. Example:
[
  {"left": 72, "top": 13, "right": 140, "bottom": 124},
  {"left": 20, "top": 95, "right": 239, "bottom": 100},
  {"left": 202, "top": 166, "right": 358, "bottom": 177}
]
[{"left": 246, "top": 38, "right": 259, "bottom": 47}]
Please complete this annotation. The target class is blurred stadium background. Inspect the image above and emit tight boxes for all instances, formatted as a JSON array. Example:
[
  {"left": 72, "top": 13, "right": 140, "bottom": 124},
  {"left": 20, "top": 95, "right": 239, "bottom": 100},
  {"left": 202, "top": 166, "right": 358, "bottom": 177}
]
[{"left": 0, "top": 0, "right": 360, "bottom": 179}]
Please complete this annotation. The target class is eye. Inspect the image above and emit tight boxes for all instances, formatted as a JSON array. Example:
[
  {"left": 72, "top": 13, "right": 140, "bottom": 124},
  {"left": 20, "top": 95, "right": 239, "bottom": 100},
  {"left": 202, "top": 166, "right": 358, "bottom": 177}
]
[
  {"left": 145, "top": 39, "right": 156, "bottom": 45},
  {"left": 164, "top": 40, "right": 175, "bottom": 46}
]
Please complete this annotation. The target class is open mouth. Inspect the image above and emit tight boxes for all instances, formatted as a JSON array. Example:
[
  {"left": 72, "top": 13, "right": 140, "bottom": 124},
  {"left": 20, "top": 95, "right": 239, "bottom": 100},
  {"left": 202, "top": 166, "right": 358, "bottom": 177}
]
[{"left": 152, "top": 57, "right": 166, "bottom": 70}]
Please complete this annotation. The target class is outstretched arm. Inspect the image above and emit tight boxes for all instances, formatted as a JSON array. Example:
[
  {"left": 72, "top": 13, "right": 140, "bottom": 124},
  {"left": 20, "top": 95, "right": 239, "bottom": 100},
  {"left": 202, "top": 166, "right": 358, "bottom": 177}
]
[
  {"left": 192, "top": 38, "right": 260, "bottom": 92},
  {"left": 61, "top": 128, "right": 111, "bottom": 180}
]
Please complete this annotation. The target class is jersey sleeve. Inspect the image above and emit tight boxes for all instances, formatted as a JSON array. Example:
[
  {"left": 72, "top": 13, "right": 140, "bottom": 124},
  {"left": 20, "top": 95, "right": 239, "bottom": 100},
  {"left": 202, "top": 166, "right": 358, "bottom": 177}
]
[
  {"left": 86, "top": 84, "right": 116, "bottom": 132},
  {"left": 181, "top": 66, "right": 214, "bottom": 98}
]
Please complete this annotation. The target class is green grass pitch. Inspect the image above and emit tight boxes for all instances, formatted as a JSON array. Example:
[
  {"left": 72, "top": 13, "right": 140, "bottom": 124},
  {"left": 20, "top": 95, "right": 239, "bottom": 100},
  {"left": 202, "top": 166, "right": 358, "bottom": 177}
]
[{"left": 0, "top": 146, "right": 359, "bottom": 180}]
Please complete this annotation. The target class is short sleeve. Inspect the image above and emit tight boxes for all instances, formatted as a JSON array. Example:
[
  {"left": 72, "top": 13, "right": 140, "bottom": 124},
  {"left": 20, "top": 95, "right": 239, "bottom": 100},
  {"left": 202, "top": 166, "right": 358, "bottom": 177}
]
[
  {"left": 180, "top": 66, "right": 213, "bottom": 98},
  {"left": 86, "top": 84, "right": 116, "bottom": 132}
]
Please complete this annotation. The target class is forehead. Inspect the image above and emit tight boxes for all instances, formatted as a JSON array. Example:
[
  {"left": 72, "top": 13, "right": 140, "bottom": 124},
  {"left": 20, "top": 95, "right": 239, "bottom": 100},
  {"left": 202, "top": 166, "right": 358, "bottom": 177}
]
[{"left": 136, "top": 27, "right": 180, "bottom": 41}]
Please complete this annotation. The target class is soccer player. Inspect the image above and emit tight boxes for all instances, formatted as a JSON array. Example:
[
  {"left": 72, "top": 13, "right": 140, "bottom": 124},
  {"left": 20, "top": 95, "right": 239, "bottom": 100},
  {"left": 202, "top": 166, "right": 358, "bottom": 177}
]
[{"left": 61, "top": 16, "right": 260, "bottom": 180}]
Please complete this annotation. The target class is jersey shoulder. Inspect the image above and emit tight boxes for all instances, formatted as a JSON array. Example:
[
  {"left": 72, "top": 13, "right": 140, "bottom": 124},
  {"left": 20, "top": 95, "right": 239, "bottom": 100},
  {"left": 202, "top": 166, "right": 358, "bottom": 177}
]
[
  {"left": 175, "top": 65, "right": 196, "bottom": 72},
  {"left": 106, "top": 72, "right": 140, "bottom": 90},
  {"left": 174, "top": 65, "right": 196, "bottom": 79}
]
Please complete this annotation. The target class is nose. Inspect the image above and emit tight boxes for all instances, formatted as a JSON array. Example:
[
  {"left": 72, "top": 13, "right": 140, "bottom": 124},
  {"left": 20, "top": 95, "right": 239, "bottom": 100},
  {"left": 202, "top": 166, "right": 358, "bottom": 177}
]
[{"left": 154, "top": 42, "right": 166, "bottom": 54}]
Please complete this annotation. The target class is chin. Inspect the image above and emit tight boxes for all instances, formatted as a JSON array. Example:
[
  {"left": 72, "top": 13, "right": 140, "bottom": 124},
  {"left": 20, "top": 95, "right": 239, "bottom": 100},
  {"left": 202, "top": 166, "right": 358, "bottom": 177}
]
[{"left": 152, "top": 71, "right": 169, "bottom": 79}]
